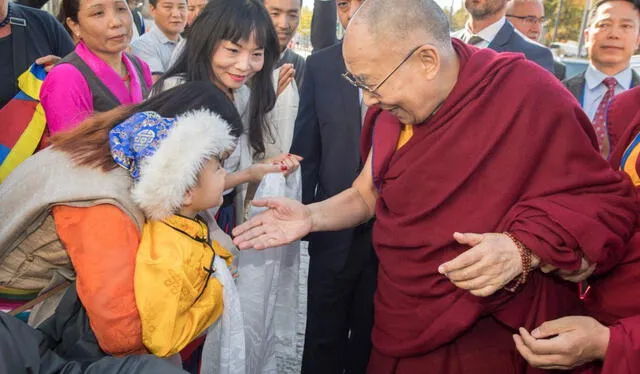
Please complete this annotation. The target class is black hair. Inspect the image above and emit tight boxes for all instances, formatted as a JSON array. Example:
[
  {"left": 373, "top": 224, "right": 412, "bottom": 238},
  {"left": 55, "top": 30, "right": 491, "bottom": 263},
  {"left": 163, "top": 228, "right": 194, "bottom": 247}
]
[
  {"left": 588, "top": 0, "right": 640, "bottom": 26},
  {"left": 154, "top": 0, "right": 280, "bottom": 158},
  {"left": 51, "top": 81, "right": 243, "bottom": 171},
  {"left": 58, "top": 0, "right": 81, "bottom": 29},
  {"left": 56, "top": 4, "right": 74, "bottom": 38},
  {"left": 143, "top": 81, "right": 243, "bottom": 135}
]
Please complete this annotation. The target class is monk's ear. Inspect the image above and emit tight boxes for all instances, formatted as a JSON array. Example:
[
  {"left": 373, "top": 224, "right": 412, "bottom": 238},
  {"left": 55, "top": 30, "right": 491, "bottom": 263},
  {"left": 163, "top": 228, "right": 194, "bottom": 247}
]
[{"left": 416, "top": 45, "right": 440, "bottom": 81}]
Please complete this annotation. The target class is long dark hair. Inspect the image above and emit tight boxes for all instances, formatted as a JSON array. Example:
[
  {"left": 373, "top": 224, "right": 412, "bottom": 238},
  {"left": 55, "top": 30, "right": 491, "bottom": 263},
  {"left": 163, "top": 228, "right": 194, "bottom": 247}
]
[
  {"left": 155, "top": 0, "right": 279, "bottom": 158},
  {"left": 51, "top": 81, "right": 243, "bottom": 171}
]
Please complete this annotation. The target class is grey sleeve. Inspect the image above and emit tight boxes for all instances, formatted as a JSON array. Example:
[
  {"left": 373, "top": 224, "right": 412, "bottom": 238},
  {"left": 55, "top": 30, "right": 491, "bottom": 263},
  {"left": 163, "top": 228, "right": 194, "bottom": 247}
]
[{"left": 131, "top": 38, "right": 165, "bottom": 75}]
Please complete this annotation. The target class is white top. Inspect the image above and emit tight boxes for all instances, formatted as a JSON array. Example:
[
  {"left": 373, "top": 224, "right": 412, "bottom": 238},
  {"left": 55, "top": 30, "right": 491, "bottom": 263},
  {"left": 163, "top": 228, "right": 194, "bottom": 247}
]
[
  {"left": 582, "top": 64, "right": 633, "bottom": 121},
  {"left": 462, "top": 16, "right": 507, "bottom": 49}
]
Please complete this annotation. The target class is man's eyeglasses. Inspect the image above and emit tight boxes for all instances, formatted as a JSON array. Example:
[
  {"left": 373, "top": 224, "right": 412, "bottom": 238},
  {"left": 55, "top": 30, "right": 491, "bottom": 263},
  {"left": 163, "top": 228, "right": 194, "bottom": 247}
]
[
  {"left": 506, "top": 15, "right": 546, "bottom": 25},
  {"left": 342, "top": 43, "right": 427, "bottom": 95}
]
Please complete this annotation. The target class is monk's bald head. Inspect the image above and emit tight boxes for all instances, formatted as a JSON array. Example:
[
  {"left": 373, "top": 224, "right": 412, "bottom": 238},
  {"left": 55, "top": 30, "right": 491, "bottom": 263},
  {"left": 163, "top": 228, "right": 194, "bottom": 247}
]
[
  {"left": 347, "top": 0, "right": 452, "bottom": 52},
  {"left": 342, "top": 0, "right": 460, "bottom": 126}
]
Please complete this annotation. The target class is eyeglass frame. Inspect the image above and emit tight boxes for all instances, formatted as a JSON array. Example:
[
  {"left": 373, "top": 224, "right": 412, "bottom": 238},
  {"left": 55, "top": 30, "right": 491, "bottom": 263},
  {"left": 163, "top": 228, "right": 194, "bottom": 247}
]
[
  {"left": 342, "top": 43, "right": 428, "bottom": 95},
  {"left": 506, "top": 14, "right": 546, "bottom": 25}
]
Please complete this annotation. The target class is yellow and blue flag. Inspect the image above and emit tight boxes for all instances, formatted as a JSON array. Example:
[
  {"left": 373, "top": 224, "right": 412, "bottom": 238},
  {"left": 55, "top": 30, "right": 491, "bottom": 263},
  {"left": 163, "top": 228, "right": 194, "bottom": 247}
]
[
  {"left": 0, "top": 64, "right": 47, "bottom": 182},
  {"left": 620, "top": 131, "right": 640, "bottom": 187}
]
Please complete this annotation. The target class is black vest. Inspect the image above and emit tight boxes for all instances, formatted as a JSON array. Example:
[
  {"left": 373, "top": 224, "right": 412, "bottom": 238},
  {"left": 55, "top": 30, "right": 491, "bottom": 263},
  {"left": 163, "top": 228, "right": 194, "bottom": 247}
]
[{"left": 57, "top": 51, "right": 150, "bottom": 112}]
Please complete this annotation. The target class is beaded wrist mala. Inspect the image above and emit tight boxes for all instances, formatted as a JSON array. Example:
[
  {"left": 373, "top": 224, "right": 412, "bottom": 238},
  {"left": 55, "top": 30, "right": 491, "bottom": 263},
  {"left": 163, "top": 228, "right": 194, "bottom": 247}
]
[{"left": 503, "top": 232, "right": 533, "bottom": 292}]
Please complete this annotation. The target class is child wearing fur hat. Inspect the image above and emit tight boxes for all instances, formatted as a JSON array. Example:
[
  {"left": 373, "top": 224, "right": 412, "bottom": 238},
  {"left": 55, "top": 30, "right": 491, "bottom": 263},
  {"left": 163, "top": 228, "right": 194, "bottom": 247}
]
[{"left": 109, "top": 108, "right": 238, "bottom": 358}]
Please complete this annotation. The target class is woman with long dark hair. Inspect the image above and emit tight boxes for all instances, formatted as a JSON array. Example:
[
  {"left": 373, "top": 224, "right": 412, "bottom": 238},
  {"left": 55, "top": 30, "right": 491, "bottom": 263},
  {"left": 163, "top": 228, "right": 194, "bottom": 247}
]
[
  {"left": 156, "top": 0, "right": 301, "bottom": 234},
  {"left": 0, "top": 81, "right": 242, "bottom": 359}
]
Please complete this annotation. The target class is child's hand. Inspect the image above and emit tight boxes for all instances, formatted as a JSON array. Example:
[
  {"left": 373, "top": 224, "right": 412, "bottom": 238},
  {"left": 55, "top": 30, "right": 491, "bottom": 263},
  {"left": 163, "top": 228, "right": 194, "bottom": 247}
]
[{"left": 263, "top": 153, "right": 303, "bottom": 176}]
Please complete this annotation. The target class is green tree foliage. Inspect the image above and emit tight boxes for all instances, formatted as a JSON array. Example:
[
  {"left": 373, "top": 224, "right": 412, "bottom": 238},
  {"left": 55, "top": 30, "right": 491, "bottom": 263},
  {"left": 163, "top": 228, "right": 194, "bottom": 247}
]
[
  {"left": 298, "top": 5, "right": 313, "bottom": 36},
  {"left": 543, "top": 0, "right": 587, "bottom": 44},
  {"left": 443, "top": 7, "right": 469, "bottom": 31}
]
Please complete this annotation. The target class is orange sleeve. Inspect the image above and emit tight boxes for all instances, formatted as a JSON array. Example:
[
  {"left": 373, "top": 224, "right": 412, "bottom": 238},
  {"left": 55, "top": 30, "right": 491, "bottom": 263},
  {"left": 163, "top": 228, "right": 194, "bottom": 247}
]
[{"left": 52, "top": 204, "right": 146, "bottom": 356}]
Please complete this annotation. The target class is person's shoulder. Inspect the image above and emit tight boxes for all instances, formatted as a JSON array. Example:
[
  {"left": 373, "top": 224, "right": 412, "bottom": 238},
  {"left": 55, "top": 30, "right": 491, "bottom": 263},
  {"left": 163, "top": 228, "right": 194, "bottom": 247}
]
[
  {"left": 41, "top": 62, "right": 87, "bottom": 97},
  {"left": 511, "top": 29, "right": 551, "bottom": 54},
  {"left": 307, "top": 42, "right": 341, "bottom": 65},
  {"left": 562, "top": 71, "right": 585, "bottom": 86},
  {"left": 44, "top": 62, "right": 85, "bottom": 85},
  {"left": 611, "top": 86, "right": 640, "bottom": 111},
  {"left": 287, "top": 49, "right": 305, "bottom": 62},
  {"left": 13, "top": 3, "right": 65, "bottom": 34},
  {"left": 131, "top": 30, "right": 156, "bottom": 49},
  {"left": 13, "top": 3, "right": 56, "bottom": 22}
]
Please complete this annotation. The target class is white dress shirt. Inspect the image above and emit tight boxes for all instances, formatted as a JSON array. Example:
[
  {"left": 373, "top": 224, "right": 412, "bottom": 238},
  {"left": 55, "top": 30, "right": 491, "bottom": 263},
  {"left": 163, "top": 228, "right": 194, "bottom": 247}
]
[
  {"left": 583, "top": 64, "right": 633, "bottom": 121},
  {"left": 462, "top": 17, "right": 507, "bottom": 49}
]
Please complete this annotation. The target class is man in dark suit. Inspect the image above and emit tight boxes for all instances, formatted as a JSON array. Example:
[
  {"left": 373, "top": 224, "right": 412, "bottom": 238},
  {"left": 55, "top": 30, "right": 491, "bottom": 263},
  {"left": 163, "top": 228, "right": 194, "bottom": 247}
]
[
  {"left": 505, "top": 0, "right": 566, "bottom": 80},
  {"left": 563, "top": 0, "right": 640, "bottom": 157},
  {"left": 451, "top": 0, "right": 554, "bottom": 73},
  {"left": 290, "top": 1, "right": 375, "bottom": 373}
]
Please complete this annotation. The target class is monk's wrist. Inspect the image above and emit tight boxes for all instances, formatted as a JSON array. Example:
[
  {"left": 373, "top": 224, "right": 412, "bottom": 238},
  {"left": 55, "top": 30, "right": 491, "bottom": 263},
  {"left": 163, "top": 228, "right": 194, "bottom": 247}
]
[
  {"left": 594, "top": 324, "right": 610, "bottom": 360},
  {"left": 504, "top": 232, "right": 536, "bottom": 292}
]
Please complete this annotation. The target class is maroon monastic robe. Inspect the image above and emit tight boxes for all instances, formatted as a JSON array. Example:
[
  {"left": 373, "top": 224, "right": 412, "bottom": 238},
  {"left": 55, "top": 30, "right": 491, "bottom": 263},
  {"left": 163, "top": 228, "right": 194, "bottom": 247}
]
[
  {"left": 361, "top": 39, "right": 637, "bottom": 373},
  {"left": 577, "top": 86, "right": 640, "bottom": 374}
]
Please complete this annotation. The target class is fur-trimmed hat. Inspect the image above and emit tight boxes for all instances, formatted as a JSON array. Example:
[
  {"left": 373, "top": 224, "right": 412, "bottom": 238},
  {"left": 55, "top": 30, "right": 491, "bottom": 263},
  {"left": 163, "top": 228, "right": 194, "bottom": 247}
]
[{"left": 109, "top": 109, "right": 236, "bottom": 220}]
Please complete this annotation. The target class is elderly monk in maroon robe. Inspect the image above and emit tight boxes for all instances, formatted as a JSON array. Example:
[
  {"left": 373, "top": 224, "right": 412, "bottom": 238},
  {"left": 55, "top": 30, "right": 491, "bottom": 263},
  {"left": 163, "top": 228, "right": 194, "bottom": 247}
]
[
  {"left": 515, "top": 86, "right": 640, "bottom": 374},
  {"left": 232, "top": 0, "right": 638, "bottom": 372}
]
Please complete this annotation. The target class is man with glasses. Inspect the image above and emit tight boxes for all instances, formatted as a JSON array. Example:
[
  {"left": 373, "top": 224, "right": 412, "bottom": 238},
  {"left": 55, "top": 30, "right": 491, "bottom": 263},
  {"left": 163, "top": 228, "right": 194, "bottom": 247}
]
[
  {"left": 290, "top": 1, "right": 375, "bottom": 373},
  {"left": 451, "top": 0, "right": 554, "bottom": 73},
  {"left": 506, "top": 0, "right": 567, "bottom": 80},
  {"left": 234, "top": 0, "right": 637, "bottom": 372}
]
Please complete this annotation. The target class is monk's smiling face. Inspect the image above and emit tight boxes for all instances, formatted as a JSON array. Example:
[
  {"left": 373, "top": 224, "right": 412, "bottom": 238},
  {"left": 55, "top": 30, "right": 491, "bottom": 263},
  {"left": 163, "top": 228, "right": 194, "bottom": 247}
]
[{"left": 343, "top": 22, "right": 445, "bottom": 125}]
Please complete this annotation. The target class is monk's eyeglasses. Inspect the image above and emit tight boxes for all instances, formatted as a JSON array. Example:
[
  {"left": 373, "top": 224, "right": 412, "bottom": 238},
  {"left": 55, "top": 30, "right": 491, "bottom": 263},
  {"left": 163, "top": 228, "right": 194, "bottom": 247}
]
[{"left": 342, "top": 43, "right": 427, "bottom": 95}]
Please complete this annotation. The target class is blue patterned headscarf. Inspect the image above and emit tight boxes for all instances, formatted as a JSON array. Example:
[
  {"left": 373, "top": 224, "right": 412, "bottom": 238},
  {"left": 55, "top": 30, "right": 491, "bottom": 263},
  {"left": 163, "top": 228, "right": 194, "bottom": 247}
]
[{"left": 109, "top": 111, "right": 177, "bottom": 181}]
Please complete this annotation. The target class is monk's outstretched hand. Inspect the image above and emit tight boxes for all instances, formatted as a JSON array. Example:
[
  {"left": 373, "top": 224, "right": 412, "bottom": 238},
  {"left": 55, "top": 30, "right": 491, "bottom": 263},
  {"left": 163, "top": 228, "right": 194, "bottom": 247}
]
[
  {"left": 513, "top": 316, "right": 609, "bottom": 370},
  {"left": 438, "top": 232, "right": 539, "bottom": 297},
  {"left": 232, "top": 197, "right": 312, "bottom": 250}
]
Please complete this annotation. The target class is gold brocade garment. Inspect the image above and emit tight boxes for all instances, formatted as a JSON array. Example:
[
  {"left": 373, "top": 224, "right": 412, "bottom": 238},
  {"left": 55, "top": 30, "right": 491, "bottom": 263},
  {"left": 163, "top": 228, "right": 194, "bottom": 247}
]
[{"left": 134, "top": 214, "right": 233, "bottom": 357}]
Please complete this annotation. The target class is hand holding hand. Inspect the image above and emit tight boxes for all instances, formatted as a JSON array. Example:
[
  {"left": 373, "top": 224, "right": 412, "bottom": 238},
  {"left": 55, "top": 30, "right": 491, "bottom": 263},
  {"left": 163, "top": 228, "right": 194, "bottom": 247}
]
[{"left": 261, "top": 153, "right": 303, "bottom": 177}]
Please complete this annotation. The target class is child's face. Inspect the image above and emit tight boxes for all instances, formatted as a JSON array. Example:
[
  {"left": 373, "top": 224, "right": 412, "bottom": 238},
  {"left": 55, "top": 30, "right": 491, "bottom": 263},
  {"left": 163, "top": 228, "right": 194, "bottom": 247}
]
[{"left": 187, "top": 157, "right": 226, "bottom": 212}]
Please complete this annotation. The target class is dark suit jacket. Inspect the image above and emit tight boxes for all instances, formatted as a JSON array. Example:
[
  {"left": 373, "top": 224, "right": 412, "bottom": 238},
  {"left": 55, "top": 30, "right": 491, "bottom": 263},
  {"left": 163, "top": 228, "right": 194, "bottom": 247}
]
[
  {"left": 452, "top": 21, "right": 554, "bottom": 73},
  {"left": 563, "top": 69, "right": 640, "bottom": 105},
  {"left": 290, "top": 42, "right": 363, "bottom": 266},
  {"left": 2, "top": 3, "right": 74, "bottom": 109},
  {"left": 554, "top": 59, "right": 567, "bottom": 81}
]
